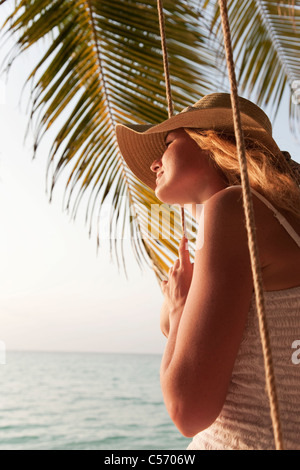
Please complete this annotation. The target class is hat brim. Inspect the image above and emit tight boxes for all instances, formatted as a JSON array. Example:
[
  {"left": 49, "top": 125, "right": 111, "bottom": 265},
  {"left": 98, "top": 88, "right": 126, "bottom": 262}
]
[{"left": 116, "top": 105, "right": 281, "bottom": 191}]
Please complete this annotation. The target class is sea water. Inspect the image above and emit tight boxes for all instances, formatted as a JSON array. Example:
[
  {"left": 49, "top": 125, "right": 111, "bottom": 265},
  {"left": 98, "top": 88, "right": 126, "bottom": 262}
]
[{"left": 0, "top": 351, "right": 190, "bottom": 450}]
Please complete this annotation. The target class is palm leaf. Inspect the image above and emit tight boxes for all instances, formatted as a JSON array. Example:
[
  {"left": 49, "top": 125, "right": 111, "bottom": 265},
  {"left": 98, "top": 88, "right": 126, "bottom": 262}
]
[
  {"left": 2, "top": 0, "right": 299, "bottom": 280},
  {"left": 207, "top": 0, "right": 300, "bottom": 135},
  {"left": 0, "top": 0, "right": 225, "bottom": 279}
]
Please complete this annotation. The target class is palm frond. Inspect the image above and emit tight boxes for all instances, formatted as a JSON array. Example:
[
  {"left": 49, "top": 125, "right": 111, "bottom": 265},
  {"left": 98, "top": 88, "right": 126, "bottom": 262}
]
[
  {"left": 2, "top": 0, "right": 299, "bottom": 280},
  {"left": 0, "top": 0, "right": 225, "bottom": 279},
  {"left": 207, "top": 0, "right": 300, "bottom": 135}
]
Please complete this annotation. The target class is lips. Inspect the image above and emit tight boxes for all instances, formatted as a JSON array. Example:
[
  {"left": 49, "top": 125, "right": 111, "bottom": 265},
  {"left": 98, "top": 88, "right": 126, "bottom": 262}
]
[{"left": 156, "top": 172, "right": 164, "bottom": 183}]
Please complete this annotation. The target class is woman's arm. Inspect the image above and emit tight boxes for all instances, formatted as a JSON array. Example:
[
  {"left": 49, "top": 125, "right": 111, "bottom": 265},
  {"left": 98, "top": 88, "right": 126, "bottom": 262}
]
[{"left": 160, "top": 188, "right": 255, "bottom": 437}]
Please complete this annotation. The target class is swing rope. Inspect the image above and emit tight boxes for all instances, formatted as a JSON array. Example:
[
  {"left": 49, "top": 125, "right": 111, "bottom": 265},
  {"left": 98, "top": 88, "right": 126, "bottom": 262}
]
[
  {"left": 218, "top": 0, "right": 284, "bottom": 450},
  {"left": 157, "top": 0, "right": 186, "bottom": 239},
  {"left": 157, "top": 0, "right": 174, "bottom": 119},
  {"left": 157, "top": 0, "right": 284, "bottom": 450}
]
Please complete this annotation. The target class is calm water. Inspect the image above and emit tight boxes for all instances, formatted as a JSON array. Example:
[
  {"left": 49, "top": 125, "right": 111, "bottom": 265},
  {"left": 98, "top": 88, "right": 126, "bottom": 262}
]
[{"left": 0, "top": 351, "right": 190, "bottom": 450}]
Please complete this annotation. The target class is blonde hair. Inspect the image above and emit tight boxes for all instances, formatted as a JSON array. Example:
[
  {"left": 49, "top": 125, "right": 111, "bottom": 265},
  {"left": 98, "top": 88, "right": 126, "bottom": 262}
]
[{"left": 185, "top": 128, "right": 300, "bottom": 221}]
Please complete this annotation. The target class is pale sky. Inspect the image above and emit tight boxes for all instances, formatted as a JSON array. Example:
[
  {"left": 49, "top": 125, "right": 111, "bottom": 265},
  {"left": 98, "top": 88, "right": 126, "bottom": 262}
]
[
  {"left": 0, "top": 18, "right": 299, "bottom": 355},
  {"left": 0, "top": 40, "right": 166, "bottom": 355}
]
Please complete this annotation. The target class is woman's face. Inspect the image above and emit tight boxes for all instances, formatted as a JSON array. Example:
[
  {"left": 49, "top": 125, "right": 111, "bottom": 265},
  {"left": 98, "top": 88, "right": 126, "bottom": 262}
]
[{"left": 150, "top": 128, "right": 225, "bottom": 206}]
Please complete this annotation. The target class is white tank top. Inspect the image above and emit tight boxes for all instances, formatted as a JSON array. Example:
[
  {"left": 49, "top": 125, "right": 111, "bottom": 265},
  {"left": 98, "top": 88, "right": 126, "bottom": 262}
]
[
  {"left": 245, "top": 186, "right": 300, "bottom": 247},
  {"left": 188, "top": 186, "right": 300, "bottom": 450}
]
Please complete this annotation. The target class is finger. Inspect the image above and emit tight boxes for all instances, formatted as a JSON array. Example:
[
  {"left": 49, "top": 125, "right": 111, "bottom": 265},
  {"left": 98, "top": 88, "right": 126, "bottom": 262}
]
[
  {"left": 161, "top": 280, "right": 168, "bottom": 293},
  {"left": 178, "top": 236, "right": 190, "bottom": 266},
  {"left": 173, "top": 259, "right": 180, "bottom": 269}
]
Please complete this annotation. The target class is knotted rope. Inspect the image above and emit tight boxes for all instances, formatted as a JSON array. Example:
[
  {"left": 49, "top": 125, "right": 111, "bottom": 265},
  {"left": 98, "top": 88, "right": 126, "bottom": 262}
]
[{"left": 218, "top": 0, "right": 284, "bottom": 450}]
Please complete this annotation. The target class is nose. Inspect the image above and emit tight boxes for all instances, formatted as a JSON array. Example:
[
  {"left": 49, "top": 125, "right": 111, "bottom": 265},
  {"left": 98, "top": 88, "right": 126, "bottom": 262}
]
[{"left": 150, "top": 158, "right": 162, "bottom": 173}]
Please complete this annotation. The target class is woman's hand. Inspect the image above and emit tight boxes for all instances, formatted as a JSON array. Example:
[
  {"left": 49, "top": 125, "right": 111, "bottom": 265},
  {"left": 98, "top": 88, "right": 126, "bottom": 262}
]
[{"left": 160, "top": 237, "right": 194, "bottom": 336}]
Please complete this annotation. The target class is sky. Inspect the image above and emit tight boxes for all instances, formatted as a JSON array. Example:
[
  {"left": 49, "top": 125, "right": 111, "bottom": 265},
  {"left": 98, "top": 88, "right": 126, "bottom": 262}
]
[
  {"left": 0, "top": 11, "right": 299, "bottom": 355},
  {"left": 0, "top": 46, "right": 165, "bottom": 355}
]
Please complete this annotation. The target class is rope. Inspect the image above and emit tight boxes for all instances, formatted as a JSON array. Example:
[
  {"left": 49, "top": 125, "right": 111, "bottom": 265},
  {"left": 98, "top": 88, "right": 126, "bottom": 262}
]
[
  {"left": 157, "top": 0, "right": 174, "bottom": 119},
  {"left": 218, "top": 0, "right": 284, "bottom": 450},
  {"left": 157, "top": 0, "right": 186, "bottom": 238}
]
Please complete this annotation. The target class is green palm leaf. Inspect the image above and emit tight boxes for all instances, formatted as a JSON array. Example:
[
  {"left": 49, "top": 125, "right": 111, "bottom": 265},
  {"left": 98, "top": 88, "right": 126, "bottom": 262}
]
[
  {"left": 1, "top": 0, "right": 299, "bottom": 280},
  {"left": 207, "top": 0, "right": 300, "bottom": 134},
  {"left": 0, "top": 0, "right": 224, "bottom": 279}
]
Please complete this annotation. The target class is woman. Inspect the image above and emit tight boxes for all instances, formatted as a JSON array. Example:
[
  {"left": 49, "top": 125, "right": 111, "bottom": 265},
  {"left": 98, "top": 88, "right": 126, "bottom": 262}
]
[{"left": 116, "top": 93, "right": 300, "bottom": 450}]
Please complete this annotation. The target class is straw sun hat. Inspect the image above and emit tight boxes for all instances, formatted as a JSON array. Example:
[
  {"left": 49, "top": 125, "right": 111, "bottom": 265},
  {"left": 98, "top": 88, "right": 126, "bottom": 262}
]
[{"left": 116, "top": 93, "right": 283, "bottom": 191}]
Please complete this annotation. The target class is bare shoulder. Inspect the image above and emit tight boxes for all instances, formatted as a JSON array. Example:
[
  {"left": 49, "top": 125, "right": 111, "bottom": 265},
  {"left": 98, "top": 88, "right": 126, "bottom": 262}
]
[
  {"left": 193, "top": 187, "right": 253, "bottom": 283},
  {"left": 193, "top": 185, "right": 253, "bottom": 290},
  {"left": 203, "top": 185, "right": 269, "bottom": 241},
  {"left": 202, "top": 186, "right": 249, "bottom": 249},
  {"left": 202, "top": 186, "right": 270, "bottom": 270},
  {"left": 204, "top": 186, "right": 300, "bottom": 290},
  {"left": 205, "top": 186, "right": 245, "bottom": 215}
]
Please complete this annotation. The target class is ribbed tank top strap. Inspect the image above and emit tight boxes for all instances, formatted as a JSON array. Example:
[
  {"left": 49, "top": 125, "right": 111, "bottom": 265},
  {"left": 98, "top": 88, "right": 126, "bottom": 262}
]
[{"left": 226, "top": 185, "right": 300, "bottom": 248}]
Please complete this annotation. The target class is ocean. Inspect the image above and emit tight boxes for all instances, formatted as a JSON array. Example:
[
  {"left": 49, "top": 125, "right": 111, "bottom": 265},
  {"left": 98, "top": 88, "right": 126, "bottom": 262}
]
[{"left": 0, "top": 351, "right": 190, "bottom": 450}]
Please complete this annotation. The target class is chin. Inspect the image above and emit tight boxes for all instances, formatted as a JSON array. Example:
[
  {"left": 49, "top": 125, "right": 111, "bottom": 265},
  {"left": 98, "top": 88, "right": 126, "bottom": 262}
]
[
  {"left": 155, "top": 190, "right": 181, "bottom": 206},
  {"left": 155, "top": 187, "right": 170, "bottom": 203},
  {"left": 155, "top": 181, "right": 188, "bottom": 205}
]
